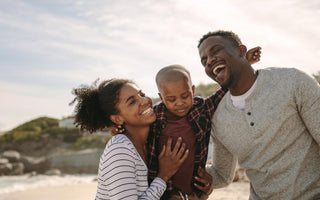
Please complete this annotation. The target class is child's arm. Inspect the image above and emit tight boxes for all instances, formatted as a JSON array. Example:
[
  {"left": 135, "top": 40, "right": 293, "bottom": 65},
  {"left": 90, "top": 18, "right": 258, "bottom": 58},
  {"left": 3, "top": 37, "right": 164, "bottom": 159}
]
[{"left": 246, "top": 46, "right": 261, "bottom": 65}]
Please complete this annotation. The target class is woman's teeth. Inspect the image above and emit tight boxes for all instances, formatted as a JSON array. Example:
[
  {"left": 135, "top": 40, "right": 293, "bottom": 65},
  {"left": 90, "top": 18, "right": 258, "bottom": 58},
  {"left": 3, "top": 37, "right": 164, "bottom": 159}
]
[{"left": 141, "top": 108, "right": 152, "bottom": 115}]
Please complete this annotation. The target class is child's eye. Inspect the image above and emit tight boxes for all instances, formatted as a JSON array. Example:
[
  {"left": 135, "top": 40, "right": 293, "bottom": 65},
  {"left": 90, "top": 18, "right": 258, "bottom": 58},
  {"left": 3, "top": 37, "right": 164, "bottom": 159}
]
[
  {"left": 182, "top": 94, "right": 190, "bottom": 99},
  {"left": 166, "top": 98, "right": 176, "bottom": 102}
]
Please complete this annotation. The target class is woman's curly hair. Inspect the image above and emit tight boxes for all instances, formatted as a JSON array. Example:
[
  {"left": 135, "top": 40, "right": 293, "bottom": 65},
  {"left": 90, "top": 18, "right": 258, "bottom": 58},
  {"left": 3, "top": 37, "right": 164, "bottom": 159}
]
[{"left": 70, "top": 79, "right": 133, "bottom": 133}]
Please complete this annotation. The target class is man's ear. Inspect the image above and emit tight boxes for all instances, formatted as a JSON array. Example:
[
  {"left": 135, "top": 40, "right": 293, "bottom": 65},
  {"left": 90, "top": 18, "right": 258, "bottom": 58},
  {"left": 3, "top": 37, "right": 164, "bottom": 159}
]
[
  {"left": 191, "top": 85, "right": 195, "bottom": 95},
  {"left": 239, "top": 45, "right": 247, "bottom": 57},
  {"left": 110, "top": 114, "right": 124, "bottom": 125}
]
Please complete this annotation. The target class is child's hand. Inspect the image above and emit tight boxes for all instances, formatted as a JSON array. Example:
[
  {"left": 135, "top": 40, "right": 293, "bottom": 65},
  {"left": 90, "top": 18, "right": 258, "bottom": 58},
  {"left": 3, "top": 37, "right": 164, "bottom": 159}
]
[
  {"left": 246, "top": 46, "right": 261, "bottom": 65},
  {"left": 194, "top": 167, "right": 213, "bottom": 195},
  {"left": 157, "top": 137, "right": 189, "bottom": 182}
]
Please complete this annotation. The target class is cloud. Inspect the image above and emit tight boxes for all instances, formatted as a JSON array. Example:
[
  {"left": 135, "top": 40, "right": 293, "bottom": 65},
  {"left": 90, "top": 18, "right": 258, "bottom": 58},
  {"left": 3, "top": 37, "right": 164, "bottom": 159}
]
[{"left": 0, "top": 0, "right": 319, "bottom": 130}]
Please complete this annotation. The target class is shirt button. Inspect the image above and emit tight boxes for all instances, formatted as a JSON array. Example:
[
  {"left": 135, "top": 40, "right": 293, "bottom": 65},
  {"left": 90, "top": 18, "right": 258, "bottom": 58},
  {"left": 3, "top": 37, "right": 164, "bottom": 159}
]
[
  {"left": 247, "top": 112, "right": 251, "bottom": 115},
  {"left": 250, "top": 122, "right": 254, "bottom": 126}
]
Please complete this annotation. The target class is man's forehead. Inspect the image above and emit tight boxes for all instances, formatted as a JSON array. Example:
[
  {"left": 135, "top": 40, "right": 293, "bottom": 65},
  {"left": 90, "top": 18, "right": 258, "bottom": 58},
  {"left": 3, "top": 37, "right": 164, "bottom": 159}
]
[{"left": 200, "top": 36, "right": 230, "bottom": 48}]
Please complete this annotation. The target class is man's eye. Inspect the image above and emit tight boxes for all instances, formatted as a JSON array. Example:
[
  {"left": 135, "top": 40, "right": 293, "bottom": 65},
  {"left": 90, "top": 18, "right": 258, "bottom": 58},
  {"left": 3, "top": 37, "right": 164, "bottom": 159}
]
[{"left": 201, "top": 58, "right": 207, "bottom": 67}]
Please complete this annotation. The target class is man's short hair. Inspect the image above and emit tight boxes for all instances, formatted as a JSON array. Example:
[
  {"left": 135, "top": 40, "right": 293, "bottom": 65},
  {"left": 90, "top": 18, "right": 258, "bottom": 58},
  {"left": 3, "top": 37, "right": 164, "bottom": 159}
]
[{"left": 198, "top": 30, "right": 242, "bottom": 48}]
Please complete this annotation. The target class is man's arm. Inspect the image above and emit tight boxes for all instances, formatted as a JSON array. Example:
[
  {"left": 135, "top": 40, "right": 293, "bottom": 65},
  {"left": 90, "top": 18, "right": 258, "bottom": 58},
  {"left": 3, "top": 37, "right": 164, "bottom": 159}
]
[
  {"left": 206, "top": 133, "right": 238, "bottom": 188},
  {"left": 295, "top": 69, "right": 320, "bottom": 145}
]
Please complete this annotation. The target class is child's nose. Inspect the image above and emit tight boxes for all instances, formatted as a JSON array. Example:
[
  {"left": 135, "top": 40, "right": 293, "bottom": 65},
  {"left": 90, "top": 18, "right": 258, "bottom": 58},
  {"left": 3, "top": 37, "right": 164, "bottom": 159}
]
[{"left": 176, "top": 100, "right": 184, "bottom": 106}]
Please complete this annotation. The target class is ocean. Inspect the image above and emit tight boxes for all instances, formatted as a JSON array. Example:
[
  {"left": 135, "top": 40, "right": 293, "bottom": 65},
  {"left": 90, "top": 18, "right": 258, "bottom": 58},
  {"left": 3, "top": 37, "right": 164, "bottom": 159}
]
[{"left": 0, "top": 174, "right": 97, "bottom": 194}]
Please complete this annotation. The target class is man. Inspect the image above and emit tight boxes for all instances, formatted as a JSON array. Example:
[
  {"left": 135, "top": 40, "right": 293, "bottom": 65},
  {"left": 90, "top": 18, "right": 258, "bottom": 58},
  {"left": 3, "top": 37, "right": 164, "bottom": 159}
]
[{"left": 197, "top": 30, "right": 320, "bottom": 200}]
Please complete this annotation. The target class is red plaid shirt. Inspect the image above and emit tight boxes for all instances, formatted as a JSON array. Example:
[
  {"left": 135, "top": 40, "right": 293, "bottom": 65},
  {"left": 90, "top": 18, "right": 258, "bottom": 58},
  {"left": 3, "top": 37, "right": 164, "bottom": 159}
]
[{"left": 147, "top": 87, "right": 227, "bottom": 198}]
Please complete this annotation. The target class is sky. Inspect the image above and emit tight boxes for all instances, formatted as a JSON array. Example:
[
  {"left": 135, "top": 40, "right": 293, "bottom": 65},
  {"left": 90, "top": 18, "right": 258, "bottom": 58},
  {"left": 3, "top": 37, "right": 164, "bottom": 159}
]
[{"left": 1, "top": 0, "right": 319, "bottom": 131}]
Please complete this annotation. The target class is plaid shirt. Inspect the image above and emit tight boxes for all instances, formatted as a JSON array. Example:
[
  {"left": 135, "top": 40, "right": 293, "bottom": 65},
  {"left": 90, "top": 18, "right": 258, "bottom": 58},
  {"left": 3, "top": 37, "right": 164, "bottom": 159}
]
[{"left": 147, "top": 87, "right": 227, "bottom": 198}]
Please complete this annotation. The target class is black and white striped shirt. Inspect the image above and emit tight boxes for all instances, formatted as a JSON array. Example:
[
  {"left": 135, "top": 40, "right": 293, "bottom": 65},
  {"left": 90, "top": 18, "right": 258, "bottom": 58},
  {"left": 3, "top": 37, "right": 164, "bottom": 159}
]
[{"left": 95, "top": 134, "right": 166, "bottom": 200}]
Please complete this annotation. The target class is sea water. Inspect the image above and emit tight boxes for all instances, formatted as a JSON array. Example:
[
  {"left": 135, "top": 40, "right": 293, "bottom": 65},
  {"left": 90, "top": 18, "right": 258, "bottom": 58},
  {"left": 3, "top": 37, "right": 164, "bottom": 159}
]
[{"left": 0, "top": 174, "right": 97, "bottom": 194}]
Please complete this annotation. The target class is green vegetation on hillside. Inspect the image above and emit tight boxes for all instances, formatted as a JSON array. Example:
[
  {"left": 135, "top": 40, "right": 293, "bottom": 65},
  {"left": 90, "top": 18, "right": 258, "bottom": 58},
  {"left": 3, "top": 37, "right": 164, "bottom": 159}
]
[
  {"left": 0, "top": 117, "right": 81, "bottom": 143},
  {"left": 0, "top": 116, "right": 110, "bottom": 153},
  {"left": 72, "top": 135, "right": 111, "bottom": 150}
]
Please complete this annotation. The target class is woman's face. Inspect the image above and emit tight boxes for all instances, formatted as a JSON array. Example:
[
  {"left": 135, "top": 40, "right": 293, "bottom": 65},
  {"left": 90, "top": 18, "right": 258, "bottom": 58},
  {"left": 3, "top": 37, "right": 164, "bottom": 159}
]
[{"left": 116, "top": 83, "right": 156, "bottom": 127}]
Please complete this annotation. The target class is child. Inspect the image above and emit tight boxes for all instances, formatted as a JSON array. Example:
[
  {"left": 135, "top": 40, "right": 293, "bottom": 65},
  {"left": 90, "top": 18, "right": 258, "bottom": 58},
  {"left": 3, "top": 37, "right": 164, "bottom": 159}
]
[{"left": 147, "top": 48, "right": 261, "bottom": 200}]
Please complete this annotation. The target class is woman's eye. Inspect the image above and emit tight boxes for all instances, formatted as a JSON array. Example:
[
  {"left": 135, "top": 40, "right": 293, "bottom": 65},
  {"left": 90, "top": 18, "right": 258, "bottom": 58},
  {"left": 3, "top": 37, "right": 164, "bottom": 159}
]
[{"left": 129, "top": 100, "right": 136, "bottom": 105}]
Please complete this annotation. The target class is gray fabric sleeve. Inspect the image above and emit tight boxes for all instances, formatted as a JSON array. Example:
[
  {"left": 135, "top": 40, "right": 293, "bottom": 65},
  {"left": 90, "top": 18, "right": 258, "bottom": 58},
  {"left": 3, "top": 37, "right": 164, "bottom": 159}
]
[
  {"left": 295, "top": 69, "right": 320, "bottom": 146},
  {"left": 206, "top": 133, "right": 237, "bottom": 189}
]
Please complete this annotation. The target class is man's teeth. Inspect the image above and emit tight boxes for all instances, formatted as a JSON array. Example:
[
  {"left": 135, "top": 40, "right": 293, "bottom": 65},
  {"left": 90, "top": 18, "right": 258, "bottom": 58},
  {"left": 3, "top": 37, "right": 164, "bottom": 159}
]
[
  {"left": 141, "top": 108, "right": 152, "bottom": 115},
  {"left": 213, "top": 65, "right": 225, "bottom": 75}
]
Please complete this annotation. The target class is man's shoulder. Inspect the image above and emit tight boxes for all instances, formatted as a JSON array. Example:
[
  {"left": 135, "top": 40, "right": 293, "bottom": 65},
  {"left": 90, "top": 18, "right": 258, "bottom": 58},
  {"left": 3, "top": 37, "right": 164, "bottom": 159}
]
[
  {"left": 260, "top": 67, "right": 298, "bottom": 75},
  {"left": 259, "top": 67, "right": 304, "bottom": 82}
]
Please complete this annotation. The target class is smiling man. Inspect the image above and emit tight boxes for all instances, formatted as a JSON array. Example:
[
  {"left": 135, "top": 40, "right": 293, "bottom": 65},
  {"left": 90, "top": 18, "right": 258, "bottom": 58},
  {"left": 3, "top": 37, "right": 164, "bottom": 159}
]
[{"left": 198, "top": 30, "right": 320, "bottom": 200}]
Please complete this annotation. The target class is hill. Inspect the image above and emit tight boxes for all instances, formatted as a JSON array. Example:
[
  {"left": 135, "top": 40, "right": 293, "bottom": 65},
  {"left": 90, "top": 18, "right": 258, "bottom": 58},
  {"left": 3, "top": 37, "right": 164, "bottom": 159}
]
[{"left": 0, "top": 116, "right": 109, "bottom": 157}]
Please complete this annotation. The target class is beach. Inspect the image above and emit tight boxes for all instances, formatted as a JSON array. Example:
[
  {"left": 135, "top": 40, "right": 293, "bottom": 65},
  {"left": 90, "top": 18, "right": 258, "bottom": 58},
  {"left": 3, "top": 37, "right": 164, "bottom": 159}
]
[{"left": 0, "top": 182, "right": 250, "bottom": 200}]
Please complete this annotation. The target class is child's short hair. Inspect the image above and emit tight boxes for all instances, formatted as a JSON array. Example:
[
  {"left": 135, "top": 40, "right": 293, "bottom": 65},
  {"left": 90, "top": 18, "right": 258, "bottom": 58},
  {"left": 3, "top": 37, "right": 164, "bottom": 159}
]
[{"left": 155, "top": 64, "right": 192, "bottom": 91}]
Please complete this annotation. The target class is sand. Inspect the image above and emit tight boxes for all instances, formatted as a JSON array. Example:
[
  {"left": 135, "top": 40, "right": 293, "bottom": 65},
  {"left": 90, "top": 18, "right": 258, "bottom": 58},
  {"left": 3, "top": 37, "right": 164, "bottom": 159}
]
[{"left": 0, "top": 182, "right": 250, "bottom": 200}]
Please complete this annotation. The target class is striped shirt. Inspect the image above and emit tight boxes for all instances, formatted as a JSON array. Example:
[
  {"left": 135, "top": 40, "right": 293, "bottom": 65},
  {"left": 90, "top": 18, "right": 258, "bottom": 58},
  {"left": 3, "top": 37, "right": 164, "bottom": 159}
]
[{"left": 95, "top": 134, "right": 166, "bottom": 200}]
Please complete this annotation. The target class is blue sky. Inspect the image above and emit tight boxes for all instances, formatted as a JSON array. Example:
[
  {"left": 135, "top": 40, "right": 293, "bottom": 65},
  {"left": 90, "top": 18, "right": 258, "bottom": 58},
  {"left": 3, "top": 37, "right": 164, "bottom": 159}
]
[{"left": 1, "top": 0, "right": 319, "bottom": 131}]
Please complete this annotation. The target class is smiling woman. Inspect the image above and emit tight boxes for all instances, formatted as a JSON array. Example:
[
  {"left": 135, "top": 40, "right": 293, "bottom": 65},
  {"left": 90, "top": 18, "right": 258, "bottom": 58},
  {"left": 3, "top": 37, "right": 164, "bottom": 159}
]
[{"left": 70, "top": 78, "right": 189, "bottom": 200}]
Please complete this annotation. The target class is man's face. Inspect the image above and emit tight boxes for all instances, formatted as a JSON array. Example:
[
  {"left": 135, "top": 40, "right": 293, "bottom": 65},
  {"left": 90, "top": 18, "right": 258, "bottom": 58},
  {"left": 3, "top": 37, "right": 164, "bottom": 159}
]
[
  {"left": 158, "top": 79, "right": 195, "bottom": 118},
  {"left": 198, "top": 36, "right": 241, "bottom": 88}
]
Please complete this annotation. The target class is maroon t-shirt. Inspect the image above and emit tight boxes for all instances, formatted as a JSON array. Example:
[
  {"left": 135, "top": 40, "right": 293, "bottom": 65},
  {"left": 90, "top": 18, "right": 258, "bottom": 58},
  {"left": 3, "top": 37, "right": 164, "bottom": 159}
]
[{"left": 158, "top": 116, "right": 196, "bottom": 195}]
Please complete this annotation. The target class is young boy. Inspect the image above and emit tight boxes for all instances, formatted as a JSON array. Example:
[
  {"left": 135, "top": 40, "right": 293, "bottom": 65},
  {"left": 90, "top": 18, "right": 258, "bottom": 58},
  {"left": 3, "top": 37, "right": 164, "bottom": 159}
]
[
  {"left": 147, "top": 65, "right": 224, "bottom": 200},
  {"left": 147, "top": 48, "right": 260, "bottom": 200}
]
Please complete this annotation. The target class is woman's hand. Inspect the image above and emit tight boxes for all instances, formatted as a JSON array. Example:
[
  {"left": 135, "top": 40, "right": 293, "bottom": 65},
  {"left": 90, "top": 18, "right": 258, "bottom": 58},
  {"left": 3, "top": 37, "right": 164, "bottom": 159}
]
[
  {"left": 194, "top": 167, "right": 214, "bottom": 195},
  {"left": 246, "top": 46, "right": 261, "bottom": 65},
  {"left": 157, "top": 137, "right": 189, "bottom": 182}
]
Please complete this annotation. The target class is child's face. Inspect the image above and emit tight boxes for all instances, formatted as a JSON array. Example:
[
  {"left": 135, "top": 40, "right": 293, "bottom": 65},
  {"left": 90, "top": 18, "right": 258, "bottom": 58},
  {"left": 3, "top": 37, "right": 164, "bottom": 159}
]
[{"left": 158, "top": 79, "right": 195, "bottom": 118}]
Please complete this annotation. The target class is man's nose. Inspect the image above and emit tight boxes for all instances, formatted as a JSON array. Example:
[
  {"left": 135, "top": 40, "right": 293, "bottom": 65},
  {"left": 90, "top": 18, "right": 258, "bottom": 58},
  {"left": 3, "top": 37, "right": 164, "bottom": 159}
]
[{"left": 206, "top": 56, "right": 217, "bottom": 68}]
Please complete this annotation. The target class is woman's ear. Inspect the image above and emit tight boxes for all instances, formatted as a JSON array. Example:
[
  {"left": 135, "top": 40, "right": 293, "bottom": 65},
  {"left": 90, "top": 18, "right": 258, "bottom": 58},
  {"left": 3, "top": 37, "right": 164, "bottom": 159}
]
[
  {"left": 239, "top": 45, "right": 247, "bottom": 57},
  {"left": 110, "top": 114, "right": 124, "bottom": 125}
]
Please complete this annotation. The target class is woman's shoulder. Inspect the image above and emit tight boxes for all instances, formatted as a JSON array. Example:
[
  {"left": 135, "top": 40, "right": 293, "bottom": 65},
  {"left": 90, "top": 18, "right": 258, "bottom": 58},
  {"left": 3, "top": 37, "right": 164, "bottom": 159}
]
[{"left": 102, "top": 134, "right": 136, "bottom": 158}]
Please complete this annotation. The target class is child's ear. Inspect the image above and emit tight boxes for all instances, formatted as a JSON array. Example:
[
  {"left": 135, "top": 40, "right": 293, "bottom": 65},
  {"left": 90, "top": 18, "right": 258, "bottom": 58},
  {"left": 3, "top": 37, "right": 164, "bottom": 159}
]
[
  {"left": 239, "top": 45, "right": 247, "bottom": 57},
  {"left": 192, "top": 85, "right": 195, "bottom": 95},
  {"left": 110, "top": 114, "right": 124, "bottom": 125},
  {"left": 158, "top": 92, "right": 164, "bottom": 102}
]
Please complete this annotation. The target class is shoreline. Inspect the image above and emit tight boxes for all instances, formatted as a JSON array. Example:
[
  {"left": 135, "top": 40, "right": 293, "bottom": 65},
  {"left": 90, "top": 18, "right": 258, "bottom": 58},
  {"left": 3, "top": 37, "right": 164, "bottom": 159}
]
[{"left": 0, "top": 182, "right": 250, "bottom": 200}]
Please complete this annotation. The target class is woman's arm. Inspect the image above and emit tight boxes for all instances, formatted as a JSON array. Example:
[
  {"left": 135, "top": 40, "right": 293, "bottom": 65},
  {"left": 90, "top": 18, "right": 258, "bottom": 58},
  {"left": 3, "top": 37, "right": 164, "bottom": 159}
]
[{"left": 95, "top": 139, "right": 166, "bottom": 200}]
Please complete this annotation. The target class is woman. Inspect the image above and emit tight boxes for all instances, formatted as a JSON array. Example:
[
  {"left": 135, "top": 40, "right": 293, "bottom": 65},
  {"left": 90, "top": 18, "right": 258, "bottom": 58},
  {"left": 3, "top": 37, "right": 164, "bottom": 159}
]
[{"left": 71, "top": 79, "right": 189, "bottom": 200}]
